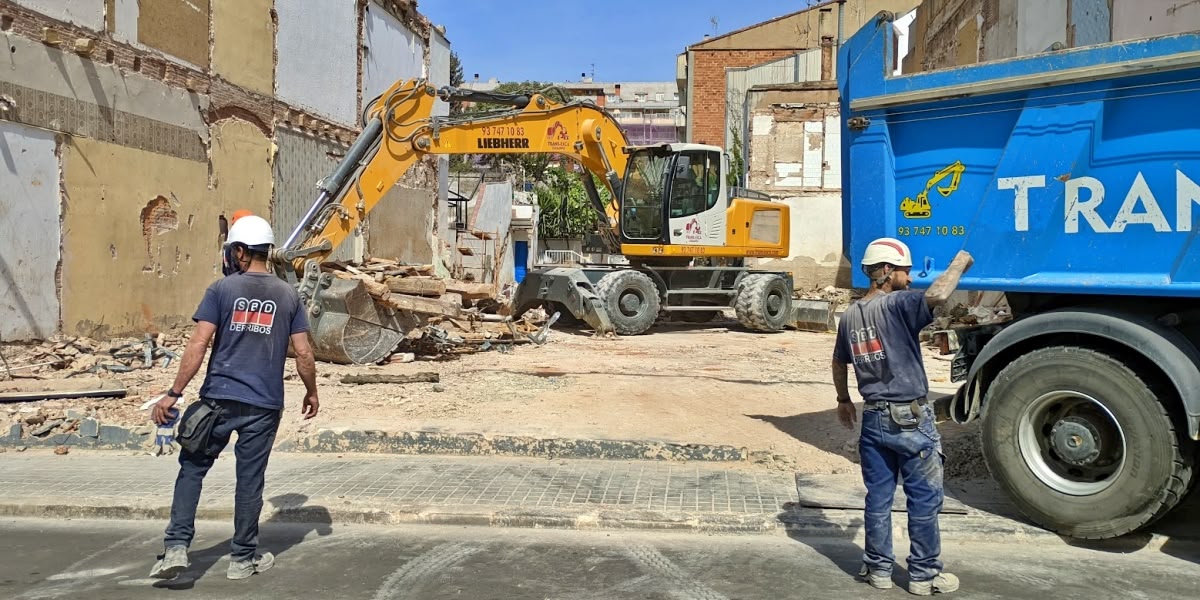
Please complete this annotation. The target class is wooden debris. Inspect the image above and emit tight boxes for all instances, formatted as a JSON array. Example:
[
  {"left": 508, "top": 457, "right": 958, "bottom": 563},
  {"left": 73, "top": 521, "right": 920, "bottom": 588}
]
[
  {"left": 0, "top": 377, "right": 127, "bottom": 403},
  {"left": 341, "top": 372, "right": 440, "bottom": 385},
  {"left": 445, "top": 281, "right": 496, "bottom": 300},
  {"left": 386, "top": 276, "right": 446, "bottom": 297},
  {"left": 382, "top": 294, "right": 462, "bottom": 318}
]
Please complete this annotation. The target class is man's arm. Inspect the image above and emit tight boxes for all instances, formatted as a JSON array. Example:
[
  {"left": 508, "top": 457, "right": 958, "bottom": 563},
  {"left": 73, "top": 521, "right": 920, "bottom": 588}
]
[
  {"left": 291, "top": 332, "right": 319, "bottom": 418},
  {"left": 152, "top": 321, "right": 217, "bottom": 424},
  {"left": 833, "top": 358, "right": 857, "bottom": 429},
  {"left": 832, "top": 358, "right": 851, "bottom": 402},
  {"left": 925, "top": 250, "right": 974, "bottom": 308}
]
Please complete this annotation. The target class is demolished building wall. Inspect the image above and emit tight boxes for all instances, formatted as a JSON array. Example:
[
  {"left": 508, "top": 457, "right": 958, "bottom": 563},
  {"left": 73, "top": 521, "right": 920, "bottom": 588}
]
[
  {"left": 903, "top": 0, "right": 1200, "bottom": 72},
  {"left": 0, "top": 0, "right": 445, "bottom": 341},
  {"left": 0, "top": 121, "right": 59, "bottom": 341},
  {"left": 746, "top": 83, "right": 849, "bottom": 291}
]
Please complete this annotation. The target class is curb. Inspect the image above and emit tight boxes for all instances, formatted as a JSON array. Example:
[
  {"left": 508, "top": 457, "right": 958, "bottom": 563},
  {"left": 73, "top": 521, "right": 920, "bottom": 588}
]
[
  {"left": 275, "top": 429, "right": 791, "bottom": 466},
  {"left": 3, "top": 425, "right": 794, "bottom": 467},
  {"left": 0, "top": 498, "right": 1153, "bottom": 549},
  {"left": 1, "top": 419, "right": 152, "bottom": 451}
]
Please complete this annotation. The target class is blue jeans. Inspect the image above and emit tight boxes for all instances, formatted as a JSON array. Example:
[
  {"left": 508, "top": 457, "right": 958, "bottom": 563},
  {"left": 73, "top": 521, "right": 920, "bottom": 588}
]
[
  {"left": 859, "top": 402, "right": 945, "bottom": 582},
  {"left": 164, "top": 399, "right": 282, "bottom": 560}
]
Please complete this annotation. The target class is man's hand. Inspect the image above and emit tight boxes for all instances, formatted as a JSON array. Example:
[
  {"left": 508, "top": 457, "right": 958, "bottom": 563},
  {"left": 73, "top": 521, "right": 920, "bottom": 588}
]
[
  {"left": 926, "top": 250, "right": 975, "bottom": 308},
  {"left": 152, "top": 395, "right": 178, "bottom": 425},
  {"left": 302, "top": 390, "right": 319, "bottom": 419},
  {"left": 837, "top": 401, "right": 857, "bottom": 430}
]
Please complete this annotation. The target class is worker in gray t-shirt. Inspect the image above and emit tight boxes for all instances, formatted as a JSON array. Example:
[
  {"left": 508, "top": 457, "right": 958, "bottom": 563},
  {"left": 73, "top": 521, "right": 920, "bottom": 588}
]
[
  {"left": 833, "top": 237, "right": 973, "bottom": 596},
  {"left": 148, "top": 215, "right": 319, "bottom": 581}
]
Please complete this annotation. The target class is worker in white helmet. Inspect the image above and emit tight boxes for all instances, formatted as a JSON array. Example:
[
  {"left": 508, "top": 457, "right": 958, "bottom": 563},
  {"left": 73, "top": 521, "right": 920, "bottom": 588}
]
[
  {"left": 832, "top": 237, "right": 973, "bottom": 596},
  {"left": 149, "top": 215, "right": 319, "bottom": 581}
]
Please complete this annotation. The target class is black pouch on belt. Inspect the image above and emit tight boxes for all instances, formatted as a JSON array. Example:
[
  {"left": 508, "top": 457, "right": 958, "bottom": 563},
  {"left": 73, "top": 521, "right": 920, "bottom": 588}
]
[
  {"left": 177, "top": 398, "right": 222, "bottom": 456},
  {"left": 887, "top": 401, "right": 922, "bottom": 430}
]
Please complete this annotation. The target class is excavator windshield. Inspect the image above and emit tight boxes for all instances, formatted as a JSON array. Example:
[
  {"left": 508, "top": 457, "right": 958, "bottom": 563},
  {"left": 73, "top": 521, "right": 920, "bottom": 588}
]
[{"left": 620, "top": 149, "right": 671, "bottom": 240}]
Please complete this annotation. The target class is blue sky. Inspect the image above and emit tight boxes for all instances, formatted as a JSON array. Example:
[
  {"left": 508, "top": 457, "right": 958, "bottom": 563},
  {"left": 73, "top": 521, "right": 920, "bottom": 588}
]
[{"left": 420, "top": 0, "right": 820, "bottom": 83}]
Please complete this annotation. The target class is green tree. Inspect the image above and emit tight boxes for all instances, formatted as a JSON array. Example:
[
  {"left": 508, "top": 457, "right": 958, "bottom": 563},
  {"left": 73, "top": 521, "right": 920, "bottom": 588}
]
[
  {"left": 727, "top": 124, "right": 746, "bottom": 187},
  {"left": 535, "top": 166, "right": 611, "bottom": 240}
]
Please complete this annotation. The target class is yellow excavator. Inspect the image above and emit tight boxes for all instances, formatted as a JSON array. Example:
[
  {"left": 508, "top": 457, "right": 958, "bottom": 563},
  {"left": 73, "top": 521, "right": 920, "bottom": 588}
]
[{"left": 272, "top": 79, "right": 793, "bottom": 364}]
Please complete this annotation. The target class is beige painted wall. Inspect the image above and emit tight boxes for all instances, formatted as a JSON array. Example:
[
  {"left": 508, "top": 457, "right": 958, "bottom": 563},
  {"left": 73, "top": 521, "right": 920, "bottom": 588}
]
[
  {"left": 210, "top": 119, "right": 274, "bottom": 220},
  {"left": 60, "top": 120, "right": 273, "bottom": 337},
  {"left": 213, "top": 0, "right": 275, "bottom": 95}
]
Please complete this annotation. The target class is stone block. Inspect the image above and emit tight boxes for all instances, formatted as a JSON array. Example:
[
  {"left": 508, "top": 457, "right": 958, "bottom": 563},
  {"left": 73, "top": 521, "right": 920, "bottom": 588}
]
[
  {"left": 98, "top": 425, "right": 130, "bottom": 446},
  {"left": 80, "top": 418, "right": 100, "bottom": 438},
  {"left": 7, "top": 422, "right": 22, "bottom": 440}
]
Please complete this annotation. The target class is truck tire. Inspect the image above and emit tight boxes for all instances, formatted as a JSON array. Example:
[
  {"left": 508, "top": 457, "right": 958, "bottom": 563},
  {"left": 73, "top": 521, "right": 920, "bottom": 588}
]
[
  {"left": 595, "top": 270, "right": 661, "bottom": 336},
  {"left": 734, "top": 274, "right": 791, "bottom": 332},
  {"left": 981, "top": 346, "right": 1194, "bottom": 539}
]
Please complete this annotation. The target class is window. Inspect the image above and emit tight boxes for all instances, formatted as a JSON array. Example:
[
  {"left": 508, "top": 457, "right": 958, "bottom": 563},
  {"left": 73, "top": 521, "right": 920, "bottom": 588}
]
[
  {"left": 621, "top": 150, "right": 671, "bottom": 240},
  {"left": 655, "top": 92, "right": 664, "bottom": 102},
  {"left": 668, "top": 151, "right": 721, "bottom": 219},
  {"left": 605, "top": 94, "right": 617, "bottom": 103},
  {"left": 636, "top": 93, "right": 646, "bottom": 103}
]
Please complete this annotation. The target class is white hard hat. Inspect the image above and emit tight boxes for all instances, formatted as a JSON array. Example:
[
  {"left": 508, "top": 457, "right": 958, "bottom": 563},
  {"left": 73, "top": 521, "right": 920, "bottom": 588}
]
[
  {"left": 226, "top": 215, "right": 274, "bottom": 248},
  {"left": 861, "top": 237, "right": 912, "bottom": 267}
]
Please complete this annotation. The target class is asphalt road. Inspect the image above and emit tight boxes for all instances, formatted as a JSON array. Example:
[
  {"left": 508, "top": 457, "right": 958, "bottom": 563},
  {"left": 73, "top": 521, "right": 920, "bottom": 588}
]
[{"left": 1, "top": 517, "right": 1196, "bottom": 600}]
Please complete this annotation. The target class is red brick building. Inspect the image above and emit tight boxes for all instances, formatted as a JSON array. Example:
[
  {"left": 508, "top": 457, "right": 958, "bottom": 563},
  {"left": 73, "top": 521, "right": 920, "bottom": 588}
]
[{"left": 677, "top": 0, "right": 917, "bottom": 147}]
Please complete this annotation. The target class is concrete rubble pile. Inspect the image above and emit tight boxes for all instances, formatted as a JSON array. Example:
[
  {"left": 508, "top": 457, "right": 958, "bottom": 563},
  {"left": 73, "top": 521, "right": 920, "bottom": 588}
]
[{"left": 320, "top": 258, "right": 551, "bottom": 361}]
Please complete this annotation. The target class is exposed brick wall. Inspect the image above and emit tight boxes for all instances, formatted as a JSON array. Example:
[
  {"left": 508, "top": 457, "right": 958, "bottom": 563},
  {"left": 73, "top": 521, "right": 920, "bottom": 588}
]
[
  {"left": 688, "top": 49, "right": 797, "bottom": 145},
  {"left": 0, "top": 0, "right": 361, "bottom": 144}
]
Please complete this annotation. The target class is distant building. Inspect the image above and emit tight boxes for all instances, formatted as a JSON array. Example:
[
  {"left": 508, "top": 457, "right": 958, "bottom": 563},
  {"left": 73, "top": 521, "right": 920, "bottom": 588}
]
[{"left": 462, "top": 75, "right": 682, "bottom": 146}]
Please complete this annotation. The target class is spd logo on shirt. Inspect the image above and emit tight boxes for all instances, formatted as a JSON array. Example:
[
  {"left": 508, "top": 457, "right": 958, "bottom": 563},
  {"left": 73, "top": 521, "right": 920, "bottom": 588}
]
[
  {"left": 231, "top": 298, "right": 276, "bottom": 334},
  {"left": 849, "top": 326, "right": 886, "bottom": 365}
]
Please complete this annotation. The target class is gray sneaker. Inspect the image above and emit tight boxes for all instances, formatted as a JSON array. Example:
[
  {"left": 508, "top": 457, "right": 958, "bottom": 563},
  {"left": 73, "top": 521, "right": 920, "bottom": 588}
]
[
  {"left": 909, "top": 571, "right": 959, "bottom": 596},
  {"left": 858, "top": 564, "right": 894, "bottom": 590},
  {"left": 149, "top": 545, "right": 189, "bottom": 579},
  {"left": 227, "top": 552, "right": 275, "bottom": 580}
]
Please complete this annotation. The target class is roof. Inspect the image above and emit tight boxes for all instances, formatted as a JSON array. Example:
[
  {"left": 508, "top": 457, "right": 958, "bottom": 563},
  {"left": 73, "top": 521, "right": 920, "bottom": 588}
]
[{"left": 686, "top": 0, "right": 841, "bottom": 50}]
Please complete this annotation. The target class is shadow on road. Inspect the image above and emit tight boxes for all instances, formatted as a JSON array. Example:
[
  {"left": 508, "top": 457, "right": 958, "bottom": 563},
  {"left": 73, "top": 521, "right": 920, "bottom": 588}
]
[{"left": 153, "top": 493, "right": 333, "bottom": 590}]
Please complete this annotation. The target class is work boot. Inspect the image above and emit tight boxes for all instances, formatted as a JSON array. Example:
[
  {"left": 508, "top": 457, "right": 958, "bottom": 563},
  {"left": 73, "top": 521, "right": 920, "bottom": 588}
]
[
  {"left": 227, "top": 552, "right": 275, "bottom": 580},
  {"left": 908, "top": 571, "right": 959, "bottom": 596},
  {"left": 149, "top": 545, "right": 189, "bottom": 579},
  {"left": 858, "top": 564, "right": 894, "bottom": 590}
]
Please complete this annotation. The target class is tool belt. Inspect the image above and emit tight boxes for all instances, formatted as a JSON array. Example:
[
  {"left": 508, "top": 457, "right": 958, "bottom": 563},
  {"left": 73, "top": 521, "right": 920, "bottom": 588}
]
[
  {"left": 865, "top": 398, "right": 928, "bottom": 430},
  {"left": 177, "top": 398, "right": 223, "bottom": 456}
]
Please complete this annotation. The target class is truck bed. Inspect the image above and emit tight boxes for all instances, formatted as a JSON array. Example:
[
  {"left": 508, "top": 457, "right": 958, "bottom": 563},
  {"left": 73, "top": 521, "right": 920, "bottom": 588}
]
[{"left": 838, "top": 14, "right": 1200, "bottom": 296}]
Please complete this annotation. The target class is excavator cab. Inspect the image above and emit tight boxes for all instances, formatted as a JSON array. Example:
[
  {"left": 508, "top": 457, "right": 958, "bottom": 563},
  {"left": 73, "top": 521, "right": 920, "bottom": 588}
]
[{"left": 619, "top": 144, "right": 727, "bottom": 249}]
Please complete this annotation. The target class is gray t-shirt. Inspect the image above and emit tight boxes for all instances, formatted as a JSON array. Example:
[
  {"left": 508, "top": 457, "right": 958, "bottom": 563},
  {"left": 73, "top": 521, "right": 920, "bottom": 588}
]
[
  {"left": 833, "top": 290, "right": 933, "bottom": 403},
  {"left": 193, "top": 272, "right": 309, "bottom": 410}
]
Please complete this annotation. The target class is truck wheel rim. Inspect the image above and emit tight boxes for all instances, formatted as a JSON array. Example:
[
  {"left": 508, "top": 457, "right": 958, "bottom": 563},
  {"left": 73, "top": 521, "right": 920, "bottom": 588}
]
[{"left": 1017, "top": 391, "right": 1126, "bottom": 496}]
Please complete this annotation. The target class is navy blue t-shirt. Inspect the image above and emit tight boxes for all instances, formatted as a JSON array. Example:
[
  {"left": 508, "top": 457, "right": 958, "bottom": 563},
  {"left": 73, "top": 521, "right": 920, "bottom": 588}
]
[
  {"left": 833, "top": 290, "right": 934, "bottom": 403},
  {"left": 193, "top": 272, "right": 309, "bottom": 410}
]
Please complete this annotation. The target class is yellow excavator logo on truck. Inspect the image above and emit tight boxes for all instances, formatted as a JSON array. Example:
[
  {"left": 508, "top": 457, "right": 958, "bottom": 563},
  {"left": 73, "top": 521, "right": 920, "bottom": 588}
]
[{"left": 900, "top": 160, "right": 965, "bottom": 219}]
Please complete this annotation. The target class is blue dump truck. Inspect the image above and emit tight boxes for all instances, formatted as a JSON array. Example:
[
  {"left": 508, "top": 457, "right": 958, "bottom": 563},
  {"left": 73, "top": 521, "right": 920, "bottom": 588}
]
[{"left": 839, "top": 13, "right": 1200, "bottom": 539}]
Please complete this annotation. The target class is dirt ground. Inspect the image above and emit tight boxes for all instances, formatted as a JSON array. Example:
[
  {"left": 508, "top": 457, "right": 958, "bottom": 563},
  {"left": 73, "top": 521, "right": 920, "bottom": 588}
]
[{"left": 1, "top": 315, "right": 987, "bottom": 478}]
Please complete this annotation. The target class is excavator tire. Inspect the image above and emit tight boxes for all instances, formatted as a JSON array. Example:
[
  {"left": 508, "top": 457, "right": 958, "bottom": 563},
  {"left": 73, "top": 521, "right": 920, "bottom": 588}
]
[
  {"left": 735, "top": 274, "right": 791, "bottom": 332},
  {"left": 595, "top": 270, "right": 661, "bottom": 336}
]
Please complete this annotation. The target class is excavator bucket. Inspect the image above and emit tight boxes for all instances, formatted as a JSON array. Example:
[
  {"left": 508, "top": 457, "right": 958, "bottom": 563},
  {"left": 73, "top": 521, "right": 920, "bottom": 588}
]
[
  {"left": 304, "top": 277, "right": 419, "bottom": 364},
  {"left": 511, "top": 267, "right": 614, "bottom": 335}
]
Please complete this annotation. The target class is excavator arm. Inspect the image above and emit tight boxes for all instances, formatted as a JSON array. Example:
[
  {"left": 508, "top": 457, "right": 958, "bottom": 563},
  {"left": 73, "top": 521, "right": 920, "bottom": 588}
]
[{"left": 274, "top": 79, "right": 624, "bottom": 363}]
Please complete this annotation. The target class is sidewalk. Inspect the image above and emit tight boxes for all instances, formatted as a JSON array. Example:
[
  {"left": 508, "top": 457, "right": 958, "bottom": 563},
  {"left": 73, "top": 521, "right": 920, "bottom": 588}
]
[{"left": 0, "top": 448, "right": 1101, "bottom": 544}]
